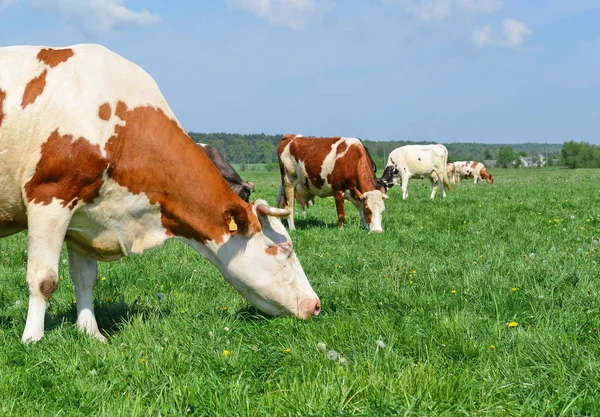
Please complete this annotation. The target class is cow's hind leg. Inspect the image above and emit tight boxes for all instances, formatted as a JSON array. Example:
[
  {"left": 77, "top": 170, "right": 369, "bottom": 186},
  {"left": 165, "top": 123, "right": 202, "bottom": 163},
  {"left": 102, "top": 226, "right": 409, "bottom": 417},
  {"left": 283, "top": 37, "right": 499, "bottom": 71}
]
[
  {"left": 22, "top": 202, "right": 72, "bottom": 343},
  {"left": 430, "top": 172, "right": 440, "bottom": 199},
  {"left": 282, "top": 177, "right": 296, "bottom": 230},
  {"left": 67, "top": 244, "right": 106, "bottom": 342}
]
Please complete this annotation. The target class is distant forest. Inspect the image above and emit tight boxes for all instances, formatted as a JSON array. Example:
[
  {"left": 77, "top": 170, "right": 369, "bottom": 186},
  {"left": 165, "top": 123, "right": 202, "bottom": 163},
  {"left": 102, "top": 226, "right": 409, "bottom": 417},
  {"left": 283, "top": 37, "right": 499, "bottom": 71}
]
[{"left": 188, "top": 132, "right": 563, "bottom": 167}]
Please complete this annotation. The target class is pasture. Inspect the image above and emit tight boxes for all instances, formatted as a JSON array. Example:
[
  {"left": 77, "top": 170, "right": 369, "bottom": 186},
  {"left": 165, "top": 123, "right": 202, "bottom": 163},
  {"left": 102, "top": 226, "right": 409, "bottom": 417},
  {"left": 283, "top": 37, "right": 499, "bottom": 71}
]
[{"left": 1, "top": 167, "right": 600, "bottom": 416}]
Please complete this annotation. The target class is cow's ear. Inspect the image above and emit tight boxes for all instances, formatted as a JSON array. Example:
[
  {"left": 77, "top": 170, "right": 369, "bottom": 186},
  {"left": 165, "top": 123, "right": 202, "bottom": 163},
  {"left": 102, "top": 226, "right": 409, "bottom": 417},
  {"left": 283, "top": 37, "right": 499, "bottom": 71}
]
[{"left": 225, "top": 204, "right": 261, "bottom": 236}]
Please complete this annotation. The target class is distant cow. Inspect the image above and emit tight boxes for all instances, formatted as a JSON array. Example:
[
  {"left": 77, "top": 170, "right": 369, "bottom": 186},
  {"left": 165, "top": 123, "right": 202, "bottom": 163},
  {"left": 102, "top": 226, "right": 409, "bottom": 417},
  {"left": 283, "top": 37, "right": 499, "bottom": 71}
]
[
  {"left": 197, "top": 143, "right": 254, "bottom": 202},
  {"left": 381, "top": 144, "right": 450, "bottom": 200},
  {"left": 0, "top": 44, "right": 320, "bottom": 343},
  {"left": 454, "top": 161, "right": 494, "bottom": 184},
  {"left": 446, "top": 163, "right": 456, "bottom": 184},
  {"left": 277, "top": 135, "right": 388, "bottom": 232}
]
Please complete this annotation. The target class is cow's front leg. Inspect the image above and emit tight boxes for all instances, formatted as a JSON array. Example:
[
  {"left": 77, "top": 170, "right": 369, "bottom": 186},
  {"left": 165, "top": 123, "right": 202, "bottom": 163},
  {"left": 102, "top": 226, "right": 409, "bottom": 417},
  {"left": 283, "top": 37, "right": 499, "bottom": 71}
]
[
  {"left": 401, "top": 172, "right": 410, "bottom": 200},
  {"left": 67, "top": 244, "right": 106, "bottom": 343},
  {"left": 22, "top": 203, "right": 72, "bottom": 343},
  {"left": 334, "top": 191, "right": 346, "bottom": 229}
]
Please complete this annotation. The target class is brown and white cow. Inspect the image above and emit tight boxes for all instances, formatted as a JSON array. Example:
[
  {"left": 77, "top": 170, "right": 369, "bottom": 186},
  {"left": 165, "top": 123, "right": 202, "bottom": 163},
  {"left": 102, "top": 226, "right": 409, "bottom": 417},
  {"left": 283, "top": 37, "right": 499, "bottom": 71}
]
[
  {"left": 380, "top": 144, "right": 450, "bottom": 200},
  {"left": 446, "top": 162, "right": 456, "bottom": 184},
  {"left": 453, "top": 161, "right": 494, "bottom": 184},
  {"left": 276, "top": 135, "right": 388, "bottom": 232},
  {"left": 0, "top": 45, "right": 320, "bottom": 343}
]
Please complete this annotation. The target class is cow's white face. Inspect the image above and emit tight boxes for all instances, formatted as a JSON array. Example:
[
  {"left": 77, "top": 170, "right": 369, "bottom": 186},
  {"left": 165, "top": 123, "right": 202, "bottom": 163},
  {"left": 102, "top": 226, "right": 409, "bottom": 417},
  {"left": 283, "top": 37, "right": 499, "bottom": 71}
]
[
  {"left": 186, "top": 200, "right": 320, "bottom": 319},
  {"left": 360, "top": 190, "right": 388, "bottom": 233}
]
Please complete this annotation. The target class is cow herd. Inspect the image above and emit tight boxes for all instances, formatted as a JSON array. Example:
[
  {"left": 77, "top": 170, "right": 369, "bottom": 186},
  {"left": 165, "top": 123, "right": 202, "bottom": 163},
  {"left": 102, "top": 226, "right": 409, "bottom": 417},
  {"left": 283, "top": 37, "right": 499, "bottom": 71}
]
[{"left": 0, "top": 44, "right": 493, "bottom": 343}]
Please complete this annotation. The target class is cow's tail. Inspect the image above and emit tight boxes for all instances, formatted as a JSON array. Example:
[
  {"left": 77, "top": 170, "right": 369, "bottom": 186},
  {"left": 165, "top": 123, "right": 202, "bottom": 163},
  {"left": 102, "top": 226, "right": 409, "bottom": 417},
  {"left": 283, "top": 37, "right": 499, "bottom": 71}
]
[{"left": 442, "top": 152, "right": 451, "bottom": 192}]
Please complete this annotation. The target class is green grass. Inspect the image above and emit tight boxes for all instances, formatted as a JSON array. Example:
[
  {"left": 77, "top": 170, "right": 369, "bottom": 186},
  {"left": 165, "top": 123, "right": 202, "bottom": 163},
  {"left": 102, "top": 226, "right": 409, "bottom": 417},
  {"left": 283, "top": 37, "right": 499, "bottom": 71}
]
[{"left": 2, "top": 167, "right": 600, "bottom": 416}]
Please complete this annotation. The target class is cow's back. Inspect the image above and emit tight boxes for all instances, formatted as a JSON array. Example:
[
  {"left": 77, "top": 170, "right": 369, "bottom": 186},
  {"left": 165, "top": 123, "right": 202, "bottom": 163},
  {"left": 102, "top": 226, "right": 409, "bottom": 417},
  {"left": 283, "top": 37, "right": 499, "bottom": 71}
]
[
  {"left": 0, "top": 44, "right": 176, "bottom": 237},
  {"left": 389, "top": 144, "right": 447, "bottom": 177}
]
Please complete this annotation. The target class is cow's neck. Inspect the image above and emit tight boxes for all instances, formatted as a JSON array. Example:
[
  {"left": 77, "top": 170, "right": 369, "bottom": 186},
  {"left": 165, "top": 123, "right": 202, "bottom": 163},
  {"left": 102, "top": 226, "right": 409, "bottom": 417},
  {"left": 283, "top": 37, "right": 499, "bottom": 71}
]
[
  {"left": 355, "top": 157, "right": 377, "bottom": 193},
  {"left": 106, "top": 103, "right": 244, "bottom": 245}
]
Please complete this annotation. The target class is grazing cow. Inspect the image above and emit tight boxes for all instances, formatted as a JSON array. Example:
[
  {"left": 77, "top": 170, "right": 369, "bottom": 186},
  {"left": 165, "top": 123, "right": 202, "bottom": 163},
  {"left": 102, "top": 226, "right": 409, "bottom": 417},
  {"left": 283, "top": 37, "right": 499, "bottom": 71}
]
[
  {"left": 197, "top": 143, "right": 254, "bottom": 202},
  {"left": 446, "top": 162, "right": 456, "bottom": 184},
  {"left": 454, "top": 161, "right": 494, "bottom": 184},
  {"left": 380, "top": 144, "right": 450, "bottom": 200},
  {"left": 277, "top": 135, "right": 388, "bottom": 232},
  {"left": 0, "top": 45, "right": 320, "bottom": 343}
]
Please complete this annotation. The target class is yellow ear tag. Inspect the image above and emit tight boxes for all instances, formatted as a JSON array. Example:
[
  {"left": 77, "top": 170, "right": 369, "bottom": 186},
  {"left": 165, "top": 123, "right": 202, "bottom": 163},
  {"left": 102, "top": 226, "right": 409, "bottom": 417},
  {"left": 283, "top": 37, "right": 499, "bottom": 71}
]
[{"left": 229, "top": 217, "right": 238, "bottom": 232}]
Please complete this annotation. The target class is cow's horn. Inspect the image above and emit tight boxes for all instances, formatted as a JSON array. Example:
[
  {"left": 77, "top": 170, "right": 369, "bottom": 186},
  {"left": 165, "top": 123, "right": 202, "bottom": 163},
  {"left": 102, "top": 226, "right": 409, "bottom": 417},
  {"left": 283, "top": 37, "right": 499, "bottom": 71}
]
[{"left": 256, "top": 204, "right": 290, "bottom": 218}]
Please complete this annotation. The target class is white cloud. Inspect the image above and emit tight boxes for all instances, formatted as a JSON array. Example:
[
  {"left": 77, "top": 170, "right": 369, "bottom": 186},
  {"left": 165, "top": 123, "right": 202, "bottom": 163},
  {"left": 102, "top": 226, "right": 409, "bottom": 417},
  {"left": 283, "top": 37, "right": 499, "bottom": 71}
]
[
  {"left": 0, "top": 0, "right": 18, "bottom": 11},
  {"left": 455, "top": 0, "right": 502, "bottom": 14},
  {"left": 29, "top": 0, "right": 160, "bottom": 34},
  {"left": 225, "top": 0, "right": 335, "bottom": 30},
  {"left": 407, "top": 0, "right": 451, "bottom": 23},
  {"left": 382, "top": 0, "right": 501, "bottom": 21},
  {"left": 472, "top": 18, "right": 532, "bottom": 49},
  {"left": 471, "top": 24, "right": 492, "bottom": 47},
  {"left": 501, "top": 18, "right": 532, "bottom": 49}
]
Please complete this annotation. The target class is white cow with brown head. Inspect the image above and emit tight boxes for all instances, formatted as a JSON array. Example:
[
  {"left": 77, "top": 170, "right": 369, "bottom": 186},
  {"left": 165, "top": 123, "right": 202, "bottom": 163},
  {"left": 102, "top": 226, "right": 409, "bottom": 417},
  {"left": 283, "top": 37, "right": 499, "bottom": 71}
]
[
  {"left": 453, "top": 161, "right": 494, "bottom": 184},
  {"left": 0, "top": 45, "right": 320, "bottom": 343}
]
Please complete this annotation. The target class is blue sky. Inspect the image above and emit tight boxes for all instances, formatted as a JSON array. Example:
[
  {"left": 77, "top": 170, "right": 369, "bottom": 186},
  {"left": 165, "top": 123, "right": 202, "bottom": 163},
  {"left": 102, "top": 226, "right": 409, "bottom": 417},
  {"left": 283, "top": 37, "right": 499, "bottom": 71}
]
[{"left": 1, "top": 0, "right": 598, "bottom": 144}]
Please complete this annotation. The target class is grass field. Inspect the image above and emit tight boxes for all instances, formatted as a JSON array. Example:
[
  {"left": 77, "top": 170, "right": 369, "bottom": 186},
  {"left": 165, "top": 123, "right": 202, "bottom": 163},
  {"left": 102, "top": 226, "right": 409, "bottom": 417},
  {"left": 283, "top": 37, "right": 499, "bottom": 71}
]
[{"left": 2, "top": 167, "right": 600, "bottom": 416}]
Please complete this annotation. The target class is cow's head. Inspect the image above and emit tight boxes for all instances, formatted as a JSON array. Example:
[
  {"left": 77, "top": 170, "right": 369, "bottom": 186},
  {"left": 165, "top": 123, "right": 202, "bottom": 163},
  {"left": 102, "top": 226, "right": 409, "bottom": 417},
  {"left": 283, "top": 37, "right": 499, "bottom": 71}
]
[
  {"left": 380, "top": 163, "right": 398, "bottom": 189},
  {"left": 188, "top": 199, "right": 320, "bottom": 319},
  {"left": 481, "top": 169, "right": 494, "bottom": 184},
  {"left": 352, "top": 190, "right": 388, "bottom": 233}
]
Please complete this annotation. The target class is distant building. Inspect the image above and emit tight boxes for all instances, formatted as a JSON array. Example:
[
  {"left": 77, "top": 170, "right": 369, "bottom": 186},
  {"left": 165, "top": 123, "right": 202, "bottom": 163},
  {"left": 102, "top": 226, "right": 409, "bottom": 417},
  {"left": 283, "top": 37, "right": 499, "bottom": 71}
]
[
  {"left": 484, "top": 159, "right": 497, "bottom": 167},
  {"left": 519, "top": 154, "right": 545, "bottom": 168}
]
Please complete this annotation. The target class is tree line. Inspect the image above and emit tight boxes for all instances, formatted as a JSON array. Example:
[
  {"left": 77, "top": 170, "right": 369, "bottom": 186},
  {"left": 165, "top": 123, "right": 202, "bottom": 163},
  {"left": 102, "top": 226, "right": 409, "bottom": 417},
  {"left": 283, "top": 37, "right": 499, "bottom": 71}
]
[{"left": 189, "top": 132, "right": 591, "bottom": 169}]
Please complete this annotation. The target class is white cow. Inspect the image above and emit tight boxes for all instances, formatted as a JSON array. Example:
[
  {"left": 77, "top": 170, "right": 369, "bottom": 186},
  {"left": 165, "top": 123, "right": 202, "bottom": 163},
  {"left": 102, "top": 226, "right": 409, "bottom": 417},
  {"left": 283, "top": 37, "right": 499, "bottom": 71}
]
[
  {"left": 380, "top": 144, "right": 450, "bottom": 200},
  {"left": 453, "top": 161, "right": 494, "bottom": 184},
  {"left": 0, "top": 45, "right": 320, "bottom": 343}
]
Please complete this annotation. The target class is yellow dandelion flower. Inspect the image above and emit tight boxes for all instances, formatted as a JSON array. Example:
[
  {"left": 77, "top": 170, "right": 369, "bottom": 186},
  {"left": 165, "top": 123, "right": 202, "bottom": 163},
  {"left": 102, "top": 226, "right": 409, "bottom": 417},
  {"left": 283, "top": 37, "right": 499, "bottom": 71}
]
[
  {"left": 73, "top": 300, "right": 77, "bottom": 304},
  {"left": 519, "top": 201, "right": 523, "bottom": 205},
  {"left": 105, "top": 296, "right": 113, "bottom": 303},
  {"left": 220, "top": 306, "right": 227, "bottom": 311},
  {"left": 101, "top": 276, "right": 106, "bottom": 281},
  {"left": 511, "top": 287, "right": 519, "bottom": 292},
  {"left": 283, "top": 348, "right": 292, "bottom": 353},
  {"left": 223, "top": 350, "right": 231, "bottom": 357},
  {"left": 139, "top": 358, "right": 146, "bottom": 364},
  {"left": 490, "top": 345, "right": 496, "bottom": 351},
  {"left": 508, "top": 321, "right": 518, "bottom": 328},
  {"left": 412, "top": 270, "right": 416, "bottom": 274},
  {"left": 450, "top": 289, "right": 456, "bottom": 294}
]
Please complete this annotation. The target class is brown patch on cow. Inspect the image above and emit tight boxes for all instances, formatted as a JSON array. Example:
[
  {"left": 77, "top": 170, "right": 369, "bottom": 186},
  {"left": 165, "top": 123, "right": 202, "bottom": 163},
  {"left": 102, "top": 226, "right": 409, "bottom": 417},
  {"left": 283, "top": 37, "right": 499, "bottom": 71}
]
[
  {"left": 281, "top": 137, "right": 346, "bottom": 190},
  {"left": 0, "top": 89, "right": 6, "bottom": 128},
  {"left": 470, "top": 161, "right": 478, "bottom": 168},
  {"left": 21, "top": 70, "right": 47, "bottom": 109},
  {"left": 24, "top": 130, "right": 108, "bottom": 208},
  {"left": 105, "top": 101, "right": 259, "bottom": 244},
  {"left": 37, "top": 48, "right": 74, "bottom": 68},
  {"left": 39, "top": 272, "right": 57, "bottom": 300},
  {"left": 98, "top": 103, "right": 111, "bottom": 121},
  {"left": 115, "top": 101, "right": 128, "bottom": 120},
  {"left": 336, "top": 142, "right": 348, "bottom": 156},
  {"left": 265, "top": 245, "right": 278, "bottom": 256}
]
